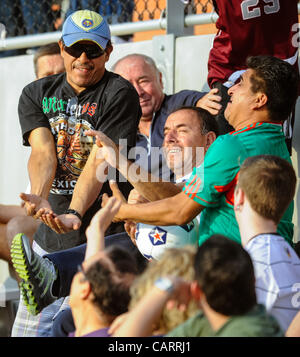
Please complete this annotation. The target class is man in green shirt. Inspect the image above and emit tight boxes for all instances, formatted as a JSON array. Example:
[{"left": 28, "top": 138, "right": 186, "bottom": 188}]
[{"left": 94, "top": 55, "right": 298, "bottom": 246}]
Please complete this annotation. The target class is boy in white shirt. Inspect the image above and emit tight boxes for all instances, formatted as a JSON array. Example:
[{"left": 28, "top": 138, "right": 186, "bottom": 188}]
[{"left": 234, "top": 154, "right": 300, "bottom": 332}]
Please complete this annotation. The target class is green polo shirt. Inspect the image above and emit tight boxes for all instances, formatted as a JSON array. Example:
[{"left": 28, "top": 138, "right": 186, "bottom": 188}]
[
  {"left": 167, "top": 304, "right": 283, "bottom": 337},
  {"left": 183, "top": 122, "right": 293, "bottom": 246}
]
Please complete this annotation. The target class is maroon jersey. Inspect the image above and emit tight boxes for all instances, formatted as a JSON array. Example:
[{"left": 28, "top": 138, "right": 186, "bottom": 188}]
[{"left": 208, "top": 0, "right": 299, "bottom": 87}]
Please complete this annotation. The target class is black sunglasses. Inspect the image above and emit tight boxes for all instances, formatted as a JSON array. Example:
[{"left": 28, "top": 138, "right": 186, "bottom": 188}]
[{"left": 63, "top": 42, "right": 105, "bottom": 60}]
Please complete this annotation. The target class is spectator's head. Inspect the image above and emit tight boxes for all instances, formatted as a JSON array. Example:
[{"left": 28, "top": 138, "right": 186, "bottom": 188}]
[
  {"left": 226, "top": 56, "right": 299, "bottom": 127},
  {"left": 130, "top": 246, "right": 198, "bottom": 335},
  {"left": 163, "top": 106, "right": 218, "bottom": 177},
  {"left": 69, "top": 245, "right": 138, "bottom": 325},
  {"left": 234, "top": 155, "right": 296, "bottom": 227},
  {"left": 59, "top": 10, "right": 113, "bottom": 94},
  {"left": 193, "top": 235, "right": 256, "bottom": 320},
  {"left": 33, "top": 42, "right": 65, "bottom": 79},
  {"left": 112, "top": 54, "right": 165, "bottom": 120}
]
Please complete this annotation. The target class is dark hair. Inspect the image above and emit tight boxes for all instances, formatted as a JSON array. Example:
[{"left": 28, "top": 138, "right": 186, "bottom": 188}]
[
  {"left": 238, "top": 155, "right": 296, "bottom": 224},
  {"left": 170, "top": 106, "right": 219, "bottom": 137},
  {"left": 247, "top": 55, "right": 299, "bottom": 122},
  {"left": 85, "top": 245, "right": 138, "bottom": 317},
  {"left": 105, "top": 244, "right": 138, "bottom": 275},
  {"left": 194, "top": 235, "right": 256, "bottom": 316},
  {"left": 33, "top": 42, "right": 61, "bottom": 76}
]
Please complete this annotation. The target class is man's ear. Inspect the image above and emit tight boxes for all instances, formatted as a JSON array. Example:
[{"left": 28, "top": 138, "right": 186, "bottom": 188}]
[
  {"left": 252, "top": 92, "right": 268, "bottom": 110},
  {"left": 234, "top": 186, "right": 245, "bottom": 207},
  {"left": 159, "top": 71, "right": 164, "bottom": 89},
  {"left": 79, "top": 280, "right": 92, "bottom": 300},
  {"left": 58, "top": 40, "right": 64, "bottom": 56},
  {"left": 205, "top": 131, "right": 217, "bottom": 153}
]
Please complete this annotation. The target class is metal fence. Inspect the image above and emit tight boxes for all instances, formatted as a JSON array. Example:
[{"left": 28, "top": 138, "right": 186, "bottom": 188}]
[
  {"left": 1, "top": 0, "right": 299, "bottom": 53},
  {"left": 0, "top": 0, "right": 213, "bottom": 38}
]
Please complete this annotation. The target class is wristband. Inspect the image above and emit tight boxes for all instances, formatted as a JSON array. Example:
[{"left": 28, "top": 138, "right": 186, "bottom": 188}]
[
  {"left": 65, "top": 209, "right": 82, "bottom": 221},
  {"left": 154, "top": 277, "right": 174, "bottom": 293}
]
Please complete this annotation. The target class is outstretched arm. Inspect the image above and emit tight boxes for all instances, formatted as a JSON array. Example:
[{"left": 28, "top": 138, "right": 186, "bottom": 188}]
[
  {"left": 21, "top": 127, "right": 57, "bottom": 218},
  {"left": 103, "top": 181, "right": 203, "bottom": 226},
  {"left": 42, "top": 144, "right": 107, "bottom": 234},
  {"left": 85, "top": 129, "right": 181, "bottom": 202},
  {"left": 84, "top": 197, "right": 121, "bottom": 260}
]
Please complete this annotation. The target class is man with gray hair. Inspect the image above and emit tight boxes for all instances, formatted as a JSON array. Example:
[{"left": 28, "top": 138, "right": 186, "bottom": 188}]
[{"left": 112, "top": 53, "right": 222, "bottom": 178}]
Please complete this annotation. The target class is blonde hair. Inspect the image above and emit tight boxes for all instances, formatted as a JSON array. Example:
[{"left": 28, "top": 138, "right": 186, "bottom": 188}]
[{"left": 129, "top": 246, "right": 198, "bottom": 334}]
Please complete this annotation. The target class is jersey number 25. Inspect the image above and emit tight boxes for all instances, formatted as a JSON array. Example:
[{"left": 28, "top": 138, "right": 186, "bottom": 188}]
[{"left": 241, "top": 0, "right": 280, "bottom": 20}]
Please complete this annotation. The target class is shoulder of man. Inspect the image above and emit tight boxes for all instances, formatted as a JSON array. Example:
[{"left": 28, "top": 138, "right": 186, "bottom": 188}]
[
  {"left": 215, "top": 304, "right": 284, "bottom": 337},
  {"left": 205, "top": 131, "right": 243, "bottom": 159},
  {"left": 170, "top": 89, "right": 206, "bottom": 101},
  {"left": 158, "top": 89, "right": 206, "bottom": 114}
]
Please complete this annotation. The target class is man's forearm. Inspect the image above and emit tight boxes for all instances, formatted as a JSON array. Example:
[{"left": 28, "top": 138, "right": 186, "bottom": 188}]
[
  {"left": 117, "top": 153, "right": 181, "bottom": 202},
  {"left": 69, "top": 145, "right": 104, "bottom": 216},
  {"left": 116, "top": 191, "right": 201, "bottom": 226},
  {"left": 28, "top": 150, "right": 57, "bottom": 199}
]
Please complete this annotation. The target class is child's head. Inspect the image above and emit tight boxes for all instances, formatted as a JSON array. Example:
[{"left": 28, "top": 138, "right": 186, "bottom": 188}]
[{"left": 236, "top": 155, "right": 296, "bottom": 224}]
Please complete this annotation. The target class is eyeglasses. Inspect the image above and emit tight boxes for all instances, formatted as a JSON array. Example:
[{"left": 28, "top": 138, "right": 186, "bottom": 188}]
[{"left": 63, "top": 42, "right": 105, "bottom": 60}]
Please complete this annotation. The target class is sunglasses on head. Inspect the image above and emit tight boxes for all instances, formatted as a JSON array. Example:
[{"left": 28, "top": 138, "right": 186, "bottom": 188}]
[{"left": 63, "top": 42, "right": 105, "bottom": 59}]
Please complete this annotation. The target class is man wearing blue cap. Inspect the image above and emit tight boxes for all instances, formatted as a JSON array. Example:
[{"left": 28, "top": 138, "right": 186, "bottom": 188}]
[{"left": 12, "top": 9, "right": 141, "bottom": 337}]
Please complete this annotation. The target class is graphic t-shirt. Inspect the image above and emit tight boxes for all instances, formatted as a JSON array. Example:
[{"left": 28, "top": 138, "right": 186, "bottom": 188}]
[
  {"left": 19, "top": 70, "right": 141, "bottom": 252},
  {"left": 183, "top": 123, "right": 294, "bottom": 246}
]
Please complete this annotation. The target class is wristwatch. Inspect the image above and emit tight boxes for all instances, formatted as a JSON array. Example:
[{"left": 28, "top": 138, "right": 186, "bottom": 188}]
[
  {"left": 65, "top": 209, "right": 82, "bottom": 221},
  {"left": 154, "top": 277, "right": 174, "bottom": 293}
]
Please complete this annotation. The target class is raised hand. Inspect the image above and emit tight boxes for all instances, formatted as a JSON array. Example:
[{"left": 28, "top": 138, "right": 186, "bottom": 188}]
[
  {"left": 101, "top": 180, "right": 127, "bottom": 222},
  {"left": 85, "top": 197, "right": 121, "bottom": 258},
  {"left": 124, "top": 220, "right": 137, "bottom": 246},
  {"left": 85, "top": 129, "right": 119, "bottom": 168},
  {"left": 196, "top": 88, "right": 222, "bottom": 115},
  {"left": 86, "top": 197, "right": 121, "bottom": 241}
]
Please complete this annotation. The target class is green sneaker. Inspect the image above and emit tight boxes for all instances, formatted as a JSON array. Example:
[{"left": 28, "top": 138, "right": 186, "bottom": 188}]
[{"left": 11, "top": 233, "right": 58, "bottom": 315}]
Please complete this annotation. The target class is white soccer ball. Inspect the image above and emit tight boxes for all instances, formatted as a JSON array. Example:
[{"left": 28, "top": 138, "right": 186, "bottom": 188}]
[{"left": 135, "top": 219, "right": 199, "bottom": 261}]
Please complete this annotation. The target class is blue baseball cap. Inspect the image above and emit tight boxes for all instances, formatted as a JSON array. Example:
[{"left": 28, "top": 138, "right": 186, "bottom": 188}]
[{"left": 62, "top": 10, "right": 111, "bottom": 50}]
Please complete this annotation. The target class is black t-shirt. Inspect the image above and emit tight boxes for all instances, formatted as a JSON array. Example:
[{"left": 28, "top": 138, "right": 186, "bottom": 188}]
[{"left": 19, "top": 70, "right": 141, "bottom": 252}]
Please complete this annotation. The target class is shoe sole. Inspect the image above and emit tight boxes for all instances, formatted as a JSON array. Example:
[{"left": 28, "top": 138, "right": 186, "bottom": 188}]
[{"left": 11, "top": 233, "right": 40, "bottom": 315}]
